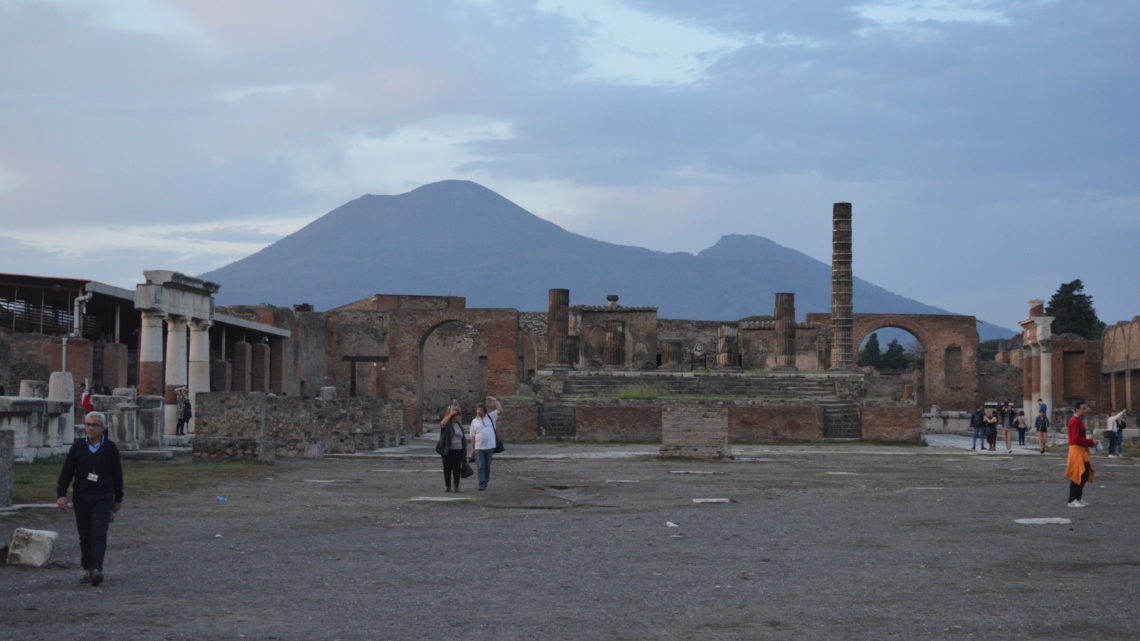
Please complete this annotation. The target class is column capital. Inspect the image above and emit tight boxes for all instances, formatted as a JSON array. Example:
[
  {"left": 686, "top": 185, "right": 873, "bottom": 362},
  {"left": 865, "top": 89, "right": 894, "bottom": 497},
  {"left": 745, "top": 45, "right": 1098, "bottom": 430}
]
[{"left": 189, "top": 319, "right": 213, "bottom": 332}]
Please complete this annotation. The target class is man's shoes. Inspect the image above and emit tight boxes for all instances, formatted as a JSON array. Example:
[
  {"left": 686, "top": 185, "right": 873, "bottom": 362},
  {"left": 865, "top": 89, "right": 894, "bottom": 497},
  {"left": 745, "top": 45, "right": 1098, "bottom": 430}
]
[
  {"left": 1067, "top": 500, "right": 1086, "bottom": 508},
  {"left": 445, "top": 487, "right": 452, "bottom": 492},
  {"left": 478, "top": 486, "right": 486, "bottom": 491},
  {"left": 79, "top": 571, "right": 91, "bottom": 584},
  {"left": 90, "top": 570, "right": 103, "bottom": 587},
  {"left": 1008, "top": 449, "right": 1013, "bottom": 454}
]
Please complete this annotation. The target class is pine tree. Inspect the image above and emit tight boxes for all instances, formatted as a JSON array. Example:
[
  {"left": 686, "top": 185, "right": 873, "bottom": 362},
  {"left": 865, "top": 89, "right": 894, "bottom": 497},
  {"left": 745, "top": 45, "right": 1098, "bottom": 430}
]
[
  {"left": 879, "top": 338, "right": 908, "bottom": 369},
  {"left": 1045, "top": 279, "right": 1105, "bottom": 340},
  {"left": 858, "top": 333, "right": 881, "bottom": 367}
]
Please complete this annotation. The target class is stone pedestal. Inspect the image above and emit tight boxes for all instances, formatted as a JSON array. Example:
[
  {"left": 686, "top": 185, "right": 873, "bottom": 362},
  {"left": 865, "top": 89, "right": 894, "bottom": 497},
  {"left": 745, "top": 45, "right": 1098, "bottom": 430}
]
[{"left": 6, "top": 528, "right": 60, "bottom": 567}]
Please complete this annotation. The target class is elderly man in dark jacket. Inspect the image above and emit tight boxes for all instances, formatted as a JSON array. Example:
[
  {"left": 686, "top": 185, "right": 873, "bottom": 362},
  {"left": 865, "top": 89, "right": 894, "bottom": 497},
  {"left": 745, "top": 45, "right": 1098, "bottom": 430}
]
[{"left": 56, "top": 411, "right": 124, "bottom": 587}]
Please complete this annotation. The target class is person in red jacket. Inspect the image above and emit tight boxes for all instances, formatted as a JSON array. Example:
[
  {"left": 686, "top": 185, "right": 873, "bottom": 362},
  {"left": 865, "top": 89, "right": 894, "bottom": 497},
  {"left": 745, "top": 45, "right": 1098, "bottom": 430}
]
[
  {"left": 1065, "top": 401, "right": 1098, "bottom": 507},
  {"left": 80, "top": 382, "right": 95, "bottom": 414}
]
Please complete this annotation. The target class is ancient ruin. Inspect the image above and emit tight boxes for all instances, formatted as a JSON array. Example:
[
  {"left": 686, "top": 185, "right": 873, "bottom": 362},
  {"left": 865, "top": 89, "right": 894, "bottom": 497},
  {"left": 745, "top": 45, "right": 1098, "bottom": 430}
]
[{"left": 2, "top": 201, "right": 1137, "bottom": 476}]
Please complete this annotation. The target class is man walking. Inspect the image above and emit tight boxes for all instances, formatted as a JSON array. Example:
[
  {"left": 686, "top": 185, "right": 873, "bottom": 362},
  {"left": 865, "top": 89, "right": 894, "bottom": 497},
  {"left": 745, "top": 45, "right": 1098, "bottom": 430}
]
[
  {"left": 56, "top": 411, "right": 124, "bottom": 586},
  {"left": 970, "top": 405, "right": 986, "bottom": 451},
  {"left": 1065, "top": 401, "right": 1097, "bottom": 507}
]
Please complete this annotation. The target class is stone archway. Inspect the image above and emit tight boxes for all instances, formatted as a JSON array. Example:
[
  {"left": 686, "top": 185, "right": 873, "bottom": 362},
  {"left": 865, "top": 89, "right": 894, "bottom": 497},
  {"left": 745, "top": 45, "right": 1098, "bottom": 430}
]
[
  {"left": 851, "top": 314, "right": 979, "bottom": 411},
  {"left": 857, "top": 327, "right": 925, "bottom": 406},
  {"left": 419, "top": 320, "right": 487, "bottom": 429}
]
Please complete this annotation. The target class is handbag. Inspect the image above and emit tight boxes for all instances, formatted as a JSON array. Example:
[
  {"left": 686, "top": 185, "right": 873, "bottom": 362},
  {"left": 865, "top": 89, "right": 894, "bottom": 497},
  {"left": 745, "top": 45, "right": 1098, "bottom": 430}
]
[
  {"left": 461, "top": 460, "right": 474, "bottom": 478},
  {"left": 490, "top": 415, "right": 505, "bottom": 453}
]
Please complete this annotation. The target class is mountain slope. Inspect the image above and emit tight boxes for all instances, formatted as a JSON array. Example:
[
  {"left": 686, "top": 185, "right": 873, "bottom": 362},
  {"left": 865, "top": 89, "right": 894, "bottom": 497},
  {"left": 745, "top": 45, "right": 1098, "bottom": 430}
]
[{"left": 200, "top": 180, "right": 1014, "bottom": 339}]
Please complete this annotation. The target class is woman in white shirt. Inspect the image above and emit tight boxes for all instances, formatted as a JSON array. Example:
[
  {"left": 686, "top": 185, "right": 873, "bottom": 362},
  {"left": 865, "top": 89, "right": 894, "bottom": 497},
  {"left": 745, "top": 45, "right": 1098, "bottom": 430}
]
[{"left": 467, "top": 396, "right": 503, "bottom": 491}]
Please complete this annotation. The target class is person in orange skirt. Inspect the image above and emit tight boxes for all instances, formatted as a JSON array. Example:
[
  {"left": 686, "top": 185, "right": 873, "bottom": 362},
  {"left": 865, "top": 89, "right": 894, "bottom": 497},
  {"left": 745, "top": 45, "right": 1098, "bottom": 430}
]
[{"left": 1065, "top": 401, "right": 1098, "bottom": 507}]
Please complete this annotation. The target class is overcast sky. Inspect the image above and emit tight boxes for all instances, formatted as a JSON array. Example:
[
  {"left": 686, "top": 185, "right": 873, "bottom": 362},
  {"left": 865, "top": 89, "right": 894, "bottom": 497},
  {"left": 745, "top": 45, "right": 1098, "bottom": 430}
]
[{"left": 1, "top": 0, "right": 1136, "bottom": 333}]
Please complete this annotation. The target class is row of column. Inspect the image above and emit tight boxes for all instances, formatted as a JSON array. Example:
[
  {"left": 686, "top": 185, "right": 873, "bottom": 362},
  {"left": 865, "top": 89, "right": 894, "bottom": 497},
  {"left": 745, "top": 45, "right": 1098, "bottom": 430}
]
[{"left": 139, "top": 311, "right": 212, "bottom": 435}]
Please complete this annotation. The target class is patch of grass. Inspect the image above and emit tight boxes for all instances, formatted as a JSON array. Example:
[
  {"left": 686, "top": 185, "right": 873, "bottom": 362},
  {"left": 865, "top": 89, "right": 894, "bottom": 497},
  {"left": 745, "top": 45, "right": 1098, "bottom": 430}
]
[
  {"left": 614, "top": 385, "right": 664, "bottom": 400},
  {"left": 12, "top": 455, "right": 272, "bottom": 504}
]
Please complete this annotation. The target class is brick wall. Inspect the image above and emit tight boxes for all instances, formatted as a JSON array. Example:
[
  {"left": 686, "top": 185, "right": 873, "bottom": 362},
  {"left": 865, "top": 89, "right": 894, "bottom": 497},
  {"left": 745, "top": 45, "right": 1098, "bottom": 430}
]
[
  {"left": 861, "top": 406, "right": 922, "bottom": 442},
  {"left": 575, "top": 405, "right": 661, "bottom": 442},
  {"left": 660, "top": 405, "right": 730, "bottom": 459},
  {"left": 728, "top": 405, "right": 823, "bottom": 442}
]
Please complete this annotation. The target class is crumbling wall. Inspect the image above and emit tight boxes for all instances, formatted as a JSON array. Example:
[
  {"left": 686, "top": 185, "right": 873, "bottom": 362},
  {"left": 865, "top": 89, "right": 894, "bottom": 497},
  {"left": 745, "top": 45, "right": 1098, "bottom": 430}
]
[
  {"left": 728, "top": 404, "right": 824, "bottom": 442},
  {"left": 192, "top": 392, "right": 405, "bottom": 462},
  {"left": 978, "top": 360, "right": 1023, "bottom": 405}
]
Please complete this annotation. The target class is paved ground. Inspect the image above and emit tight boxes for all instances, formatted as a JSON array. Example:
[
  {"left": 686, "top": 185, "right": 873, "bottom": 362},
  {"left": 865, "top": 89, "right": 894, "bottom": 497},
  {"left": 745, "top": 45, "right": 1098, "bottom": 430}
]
[{"left": 2, "top": 435, "right": 1137, "bottom": 641}]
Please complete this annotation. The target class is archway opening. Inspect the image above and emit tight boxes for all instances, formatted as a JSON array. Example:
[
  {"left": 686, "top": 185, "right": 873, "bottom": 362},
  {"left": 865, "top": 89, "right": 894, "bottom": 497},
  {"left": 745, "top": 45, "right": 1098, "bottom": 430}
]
[
  {"left": 420, "top": 321, "right": 487, "bottom": 430},
  {"left": 858, "top": 327, "right": 924, "bottom": 405}
]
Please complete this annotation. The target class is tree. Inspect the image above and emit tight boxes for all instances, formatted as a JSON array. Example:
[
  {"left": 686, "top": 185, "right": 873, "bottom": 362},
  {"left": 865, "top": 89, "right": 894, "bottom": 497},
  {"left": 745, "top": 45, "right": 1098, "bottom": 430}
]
[
  {"left": 858, "top": 333, "right": 881, "bottom": 367},
  {"left": 879, "top": 338, "right": 908, "bottom": 369},
  {"left": 1045, "top": 279, "right": 1105, "bottom": 340}
]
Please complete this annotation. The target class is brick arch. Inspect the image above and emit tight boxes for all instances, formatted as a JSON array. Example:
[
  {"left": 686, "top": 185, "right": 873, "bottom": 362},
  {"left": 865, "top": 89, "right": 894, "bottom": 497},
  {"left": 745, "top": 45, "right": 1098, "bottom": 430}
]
[
  {"left": 385, "top": 309, "right": 520, "bottom": 435},
  {"left": 418, "top": 319, "right": 487, "bottom": 426},
  {"left": 851, "top": 314, "right": 979, "bottom": 411}
]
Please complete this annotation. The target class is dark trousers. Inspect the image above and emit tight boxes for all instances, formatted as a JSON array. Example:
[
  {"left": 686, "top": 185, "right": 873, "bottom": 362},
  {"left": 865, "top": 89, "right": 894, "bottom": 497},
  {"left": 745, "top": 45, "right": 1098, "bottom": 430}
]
[
  {"left": 73, "top": 493, "right": 114, "bottom": 571},
  {"left": 1016, "top": 428, "right": 1027, "bottom": 445},
  {"left": 1068, "top": 466, "right": 1091, "bottom": 503},
  {"left": 442, "top": 450, "right": 464, "bottom": 488}
]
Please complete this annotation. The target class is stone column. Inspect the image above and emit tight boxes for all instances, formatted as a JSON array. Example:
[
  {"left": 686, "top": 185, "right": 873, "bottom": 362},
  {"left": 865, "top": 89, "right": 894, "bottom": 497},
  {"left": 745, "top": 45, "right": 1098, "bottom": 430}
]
[
  {"left": 251, "top": 342, "right": 270, "bottom": 392},
  {"left": 138, "top": 311, "right": 165, "bottom": 396},
  {"left": 773, "top": 292, "right": 797, "bottom": 371},
  {"left": 163, "top": 316, "right": 188, "bottom": 436},
  {"left": 1040, "top": 340, "right": 1053, "bottom": 416},
  {"left": 604, "top": 321, "right": 625, "bottom": 367},
  {"left": 232, "top": 341, "right": 252, "bottom": 392},
  {"left": 546, "top": 288, "right": 570, "bottom": 367},
  {"left": 188, "top": 319, "right": 211, "bottom": 434},
  {"left": 716, "top": 325, "right": 739, "bottom": 369},
  {"left": 829, "top": 202, "right": 855, "bottom": 370}
]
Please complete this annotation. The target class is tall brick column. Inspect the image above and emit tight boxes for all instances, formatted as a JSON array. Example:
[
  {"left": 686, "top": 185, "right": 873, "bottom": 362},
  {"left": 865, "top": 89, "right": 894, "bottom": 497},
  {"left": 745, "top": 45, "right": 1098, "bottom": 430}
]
[
  {"left": 164, "top": 316, "right": 188, "bottom": 435},
  {"left": 251, "top": 342, "right": 270, "bottom": 392},
  {"left": 546, "top": 288, "right": 570, "bottom": 368},
  {"left": 774, "top": 292, "right": 797, "bottom": 371},
  {"left": 232, "top": 341, "right": 252, "bottom": 392},
  {"left": 188, "top": 319, "right": 211, "bottom": 434},
  {"left": 138, "top": 311, "right": 165, "bottom": 396},
  {"left": 829, "top": 203, "right": 855, "bottom": 370}
]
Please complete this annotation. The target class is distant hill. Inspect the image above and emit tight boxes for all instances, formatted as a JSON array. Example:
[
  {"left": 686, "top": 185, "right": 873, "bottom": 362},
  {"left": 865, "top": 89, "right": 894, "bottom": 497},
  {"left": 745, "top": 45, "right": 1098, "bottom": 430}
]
[{"left": 200, "top": 180, "right": 1015, "bottom": 340}]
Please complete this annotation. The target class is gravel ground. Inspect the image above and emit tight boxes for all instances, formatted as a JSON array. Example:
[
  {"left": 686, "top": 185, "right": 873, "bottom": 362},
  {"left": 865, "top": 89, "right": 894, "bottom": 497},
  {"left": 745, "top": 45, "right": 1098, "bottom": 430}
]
[{"left": 2, "top": 440, "right": 1137, "bottom": 641}]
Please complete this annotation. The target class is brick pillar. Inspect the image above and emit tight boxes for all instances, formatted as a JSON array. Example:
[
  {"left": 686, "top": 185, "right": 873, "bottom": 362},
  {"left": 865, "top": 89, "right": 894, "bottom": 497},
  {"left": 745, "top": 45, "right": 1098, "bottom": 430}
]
[
  {"left": 188, "top": 320, "right": 211, "bottom": 434},
  {"left": 232, "top": 341, "right": 252, "bottom": 392},
  {"left": 546, "top": 288, "right": 570, "bottom": 367},
  {"left": 102, "top": 343, "right": 129, "bottom": 390},
  {"left": 774, "top": 292, "right": 797, "bottom": 371},
  {"left": 829, "top": 203, "right": 854, "bottom": 370},
  {"left": 251, "top": 342, "right": 270, "bottom": 392},
  {"left": 604, "top": 321, "right": 625, "bottom": 367},
  {"left": 163, "top": 316, "right": 187, "bottom": 436},
  {"left": 138, "top": 311, "right": 165, "bottom": 396},
  {"left": 269, "top": 337, "right": 286, "bottom": 393}
]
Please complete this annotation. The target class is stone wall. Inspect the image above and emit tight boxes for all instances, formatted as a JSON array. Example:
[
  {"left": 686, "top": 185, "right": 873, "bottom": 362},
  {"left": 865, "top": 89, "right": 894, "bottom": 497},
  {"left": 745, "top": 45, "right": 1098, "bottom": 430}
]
[
  {"left": 861, "top": 405, "right": 923, "bottom": 442},
  {"left": 978, "top": 360, "right": 1023, "bottom": 405},
  {"left": 192, "top": 392, "right": 406, "bottom": 462},
  {"left": 498, "top": 399, "right": 540, "bottom": 442}
]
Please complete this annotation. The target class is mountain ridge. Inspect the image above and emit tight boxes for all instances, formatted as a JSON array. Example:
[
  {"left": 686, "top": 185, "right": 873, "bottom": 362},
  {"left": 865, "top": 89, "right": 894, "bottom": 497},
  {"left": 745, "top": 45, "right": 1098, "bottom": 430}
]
[{"left": 200, "top": 180, "right": 1014, "bottom": 340}]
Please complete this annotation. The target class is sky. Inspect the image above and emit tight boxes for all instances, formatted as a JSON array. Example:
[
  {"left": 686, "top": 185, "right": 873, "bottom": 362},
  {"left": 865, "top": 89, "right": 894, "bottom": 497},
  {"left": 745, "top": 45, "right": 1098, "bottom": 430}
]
[{"left": 1, "top": 0, "right": 1136, "bottom": 334}]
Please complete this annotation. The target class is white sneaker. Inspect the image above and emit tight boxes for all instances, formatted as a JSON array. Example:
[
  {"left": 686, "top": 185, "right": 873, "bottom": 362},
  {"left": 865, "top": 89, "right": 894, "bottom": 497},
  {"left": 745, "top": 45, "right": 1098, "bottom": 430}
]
[
  {"left": 1078, "top": 500, "right": 1089, "bottom": 507},
  {"left": 1067, "top": 500, "right": 1086, "bottom": 508}
]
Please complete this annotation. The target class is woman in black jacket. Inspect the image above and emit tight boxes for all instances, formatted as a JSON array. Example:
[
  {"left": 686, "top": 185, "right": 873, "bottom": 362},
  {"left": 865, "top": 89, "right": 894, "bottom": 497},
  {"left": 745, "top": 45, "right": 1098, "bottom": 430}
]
[{"left": 436, "top": 402, "right": 468, "bottom": 492}]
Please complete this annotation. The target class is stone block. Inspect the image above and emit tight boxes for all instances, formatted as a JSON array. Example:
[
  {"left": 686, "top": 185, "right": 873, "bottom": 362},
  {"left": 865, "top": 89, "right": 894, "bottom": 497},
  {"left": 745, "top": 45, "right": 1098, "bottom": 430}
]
[
  {"left": 47, "top": 371, "right": 74, "bottom": 403},
  {"left": 112, "top": 387, "right": 138, "bottom": 401},
  {"left": 19, "top": 380, "right": 47, "bottom": 398},
  {"left": 319, "top": 386, "right": 337, "bottom": 401},
  {"left": 6, "top": 528, "right": 59, "bottom": 567}
]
